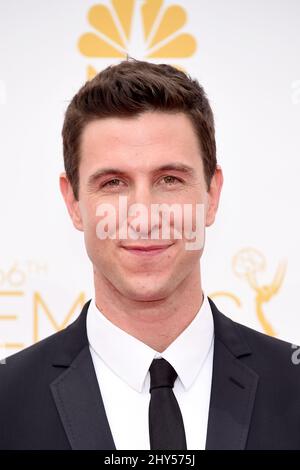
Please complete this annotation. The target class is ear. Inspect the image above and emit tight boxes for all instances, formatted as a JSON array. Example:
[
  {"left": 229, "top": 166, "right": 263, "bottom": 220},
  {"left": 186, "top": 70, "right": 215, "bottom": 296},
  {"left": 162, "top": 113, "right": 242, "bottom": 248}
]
[
  {"left": 205, "top": 165, "right": 223, "bottom": 227},
  {"left": 59, "top": 173, "right": 83, "bottom": 231}
]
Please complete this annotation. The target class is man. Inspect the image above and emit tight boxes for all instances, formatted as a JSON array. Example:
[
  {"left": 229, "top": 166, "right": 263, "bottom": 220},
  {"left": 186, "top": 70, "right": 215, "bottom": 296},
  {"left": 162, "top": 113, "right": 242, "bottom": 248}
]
[{"left": 0, "top": 60, "right": 299, "bottom": 450}]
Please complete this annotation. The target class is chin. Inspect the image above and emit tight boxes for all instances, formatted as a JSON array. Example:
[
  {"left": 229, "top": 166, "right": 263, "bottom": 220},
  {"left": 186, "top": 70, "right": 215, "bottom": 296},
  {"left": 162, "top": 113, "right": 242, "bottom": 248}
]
[
  {"left": 127, "top": 291, "right": 168, "bottom": 302},
  {"left": 122, "top": 279, "right": 173, "bottom": 302}
]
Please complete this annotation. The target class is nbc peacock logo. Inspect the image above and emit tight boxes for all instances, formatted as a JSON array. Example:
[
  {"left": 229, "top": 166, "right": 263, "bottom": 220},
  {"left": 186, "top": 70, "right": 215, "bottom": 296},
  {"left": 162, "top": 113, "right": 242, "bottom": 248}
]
[{"left": 78, "top": 0, "right": 197, "bottom": 79}]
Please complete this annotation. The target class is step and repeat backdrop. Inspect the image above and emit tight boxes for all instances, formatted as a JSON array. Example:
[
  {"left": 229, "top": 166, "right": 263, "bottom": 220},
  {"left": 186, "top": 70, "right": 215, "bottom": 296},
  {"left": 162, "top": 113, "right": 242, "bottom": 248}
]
[{"left": 0, "top": 0, "right": 300, "bottom": 358}]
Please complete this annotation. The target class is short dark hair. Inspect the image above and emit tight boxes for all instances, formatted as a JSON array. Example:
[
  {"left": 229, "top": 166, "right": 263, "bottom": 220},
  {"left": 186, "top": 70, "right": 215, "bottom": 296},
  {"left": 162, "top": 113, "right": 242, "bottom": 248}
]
[{"left": 62, "top": 59, "right": 217, "bottom": 199}]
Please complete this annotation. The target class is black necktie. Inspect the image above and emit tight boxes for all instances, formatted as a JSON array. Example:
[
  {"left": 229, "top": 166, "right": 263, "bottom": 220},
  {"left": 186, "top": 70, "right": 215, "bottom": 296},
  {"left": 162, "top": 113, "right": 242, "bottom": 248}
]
[{"left": 148, "top": 358, "right": 187, "bottom": 450}]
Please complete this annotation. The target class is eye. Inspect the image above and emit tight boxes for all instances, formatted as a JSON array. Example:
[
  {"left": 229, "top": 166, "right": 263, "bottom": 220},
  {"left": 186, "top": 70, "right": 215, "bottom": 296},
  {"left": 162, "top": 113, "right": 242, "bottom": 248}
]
[
  {"left": 160, "top": 175, "right": 183, "bottom": 185},
  {"left": 101, "top": 178, "right": 125, "bottom": 189}
]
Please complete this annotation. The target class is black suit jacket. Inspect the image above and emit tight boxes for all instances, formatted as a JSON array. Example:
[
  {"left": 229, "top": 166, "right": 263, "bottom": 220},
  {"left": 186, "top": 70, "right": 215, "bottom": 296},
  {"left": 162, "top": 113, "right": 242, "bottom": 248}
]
[{"left": 0, "top": 298, "right": 300, "bottom": 450}]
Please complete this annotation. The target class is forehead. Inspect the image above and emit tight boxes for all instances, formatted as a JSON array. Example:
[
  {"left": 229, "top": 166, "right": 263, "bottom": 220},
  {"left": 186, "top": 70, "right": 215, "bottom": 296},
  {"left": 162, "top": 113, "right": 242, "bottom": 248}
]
[{"left": 79, "top": 111, "right": 203, "bottom": 172}]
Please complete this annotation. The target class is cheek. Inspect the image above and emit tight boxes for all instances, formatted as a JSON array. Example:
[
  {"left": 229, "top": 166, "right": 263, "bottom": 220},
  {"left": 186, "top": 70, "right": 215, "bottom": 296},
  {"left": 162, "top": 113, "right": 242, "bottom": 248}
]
[
  {"left": 81, "top": 198, "right": 123, "bottom": 253},
  {"left": 79, "top": 200, "right": 103, "bottom": 257},
  {"left": 83, "top": 223, "right": 116, "bottom": 271},
  {"left": 79, "top": 196, "right": 108, "bottom": 230}
]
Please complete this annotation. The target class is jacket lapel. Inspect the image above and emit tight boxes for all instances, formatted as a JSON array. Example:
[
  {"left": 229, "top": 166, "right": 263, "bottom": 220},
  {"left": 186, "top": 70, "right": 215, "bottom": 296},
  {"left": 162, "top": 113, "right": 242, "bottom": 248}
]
[
  {"left": 205, "top": 298, "right": 259, "bottom": 449},
  {"left": 50, "top": 301, "right": 116, "bottom": 450},
  {"left": 49, "top": 297, "right": 258, "bottom": 450}
]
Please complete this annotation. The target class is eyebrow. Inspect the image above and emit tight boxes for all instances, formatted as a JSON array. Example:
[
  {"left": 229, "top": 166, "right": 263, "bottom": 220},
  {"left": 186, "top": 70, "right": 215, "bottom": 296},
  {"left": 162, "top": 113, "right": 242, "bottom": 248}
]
[
  {"left": 87, "top": 163, "right": 196, "bottom": 188},
  {"left": 87, "top": 168, "right": 127, "bottom": 187},
  {"left": 154, "top": 163, "right": 196, "bottom": 176}
]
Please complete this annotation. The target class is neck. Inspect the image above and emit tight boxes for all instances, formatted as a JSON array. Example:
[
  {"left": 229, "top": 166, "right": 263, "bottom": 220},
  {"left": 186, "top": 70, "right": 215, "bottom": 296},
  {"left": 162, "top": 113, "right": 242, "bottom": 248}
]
[{"left": 93, "top": 266, "right": 204, "bottom": 352}]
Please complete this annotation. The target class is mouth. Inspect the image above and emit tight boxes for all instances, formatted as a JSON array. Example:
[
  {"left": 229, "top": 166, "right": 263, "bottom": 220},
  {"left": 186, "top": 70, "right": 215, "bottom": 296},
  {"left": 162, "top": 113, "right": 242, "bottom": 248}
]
[{"left": 120, "top": 243, "right": 174, "bottom": 256}]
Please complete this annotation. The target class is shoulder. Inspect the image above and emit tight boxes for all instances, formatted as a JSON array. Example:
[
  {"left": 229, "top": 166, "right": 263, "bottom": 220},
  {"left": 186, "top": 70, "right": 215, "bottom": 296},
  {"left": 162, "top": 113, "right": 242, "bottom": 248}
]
[
  {"left": 0, "top": 328, "right": 66, "bottom": 388},
  {"left": 208, "top": 295, "right": 300, "bottom": 385},
  {"left": 231, "top": 318, "right": 300, "bottom": 384},
  {"left": 209, "top": 296, "right": 296, "bottom": 368},
  {"left": 235, "top": 319, "right": 295, "bottom": 358},
  {"left": 0, "top": 301, "right": 89, "bottom": 393},
  {"left": 0, "top": 300, "right": 89, "bottom": 380}
]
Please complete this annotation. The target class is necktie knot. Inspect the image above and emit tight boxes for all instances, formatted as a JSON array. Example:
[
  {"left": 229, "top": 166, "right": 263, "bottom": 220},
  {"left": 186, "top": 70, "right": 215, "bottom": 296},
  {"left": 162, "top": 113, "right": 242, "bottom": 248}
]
[{"left": 149, "top": 358, "right": 177, "bottom": 392}]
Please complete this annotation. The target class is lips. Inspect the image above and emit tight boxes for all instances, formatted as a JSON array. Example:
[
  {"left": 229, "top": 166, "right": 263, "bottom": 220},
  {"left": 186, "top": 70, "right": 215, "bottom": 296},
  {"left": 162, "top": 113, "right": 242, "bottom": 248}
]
[{"left": 121, "top": 243, "right": 174, "bottom": 256}]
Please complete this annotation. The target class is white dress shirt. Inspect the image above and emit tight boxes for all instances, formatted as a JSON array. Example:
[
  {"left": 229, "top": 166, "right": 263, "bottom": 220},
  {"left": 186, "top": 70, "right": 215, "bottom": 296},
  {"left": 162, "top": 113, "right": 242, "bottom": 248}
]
[{"left": 86, "top": 294, "right": 214, "bottom": 450}]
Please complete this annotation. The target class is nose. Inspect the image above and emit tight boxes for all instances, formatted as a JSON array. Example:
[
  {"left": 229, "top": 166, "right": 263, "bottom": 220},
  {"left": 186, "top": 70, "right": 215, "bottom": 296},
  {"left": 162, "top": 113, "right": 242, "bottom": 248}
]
[{"left": 126, "top": 180, "right": 159, "bottom": 239}]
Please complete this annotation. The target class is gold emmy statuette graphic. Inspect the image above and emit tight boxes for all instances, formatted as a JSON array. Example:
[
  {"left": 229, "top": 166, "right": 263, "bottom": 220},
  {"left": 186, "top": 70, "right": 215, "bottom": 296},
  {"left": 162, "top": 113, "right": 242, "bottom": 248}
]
[
  {"left": 210, "top": 248, "right": 287, "bottom": 337},
  {"left": 78, "top": 0, "right": 197, "bottom": 79},
  {"left": 233, "top": 248, "right": 287, "bottom": 337}
]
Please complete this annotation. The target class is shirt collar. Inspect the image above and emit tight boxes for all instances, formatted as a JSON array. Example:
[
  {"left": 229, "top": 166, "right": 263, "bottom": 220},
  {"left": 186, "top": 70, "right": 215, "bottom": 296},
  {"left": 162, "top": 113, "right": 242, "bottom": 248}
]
[{"left": 87, "top": 294, "right": 214, "bottom": 392}]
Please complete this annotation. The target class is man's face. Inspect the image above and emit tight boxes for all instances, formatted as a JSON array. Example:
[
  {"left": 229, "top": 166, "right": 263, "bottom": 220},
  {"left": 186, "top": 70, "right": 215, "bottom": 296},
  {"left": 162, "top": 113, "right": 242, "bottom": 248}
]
[{"left": 61, "top": 111, "right": 222, "bottom": 301}]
